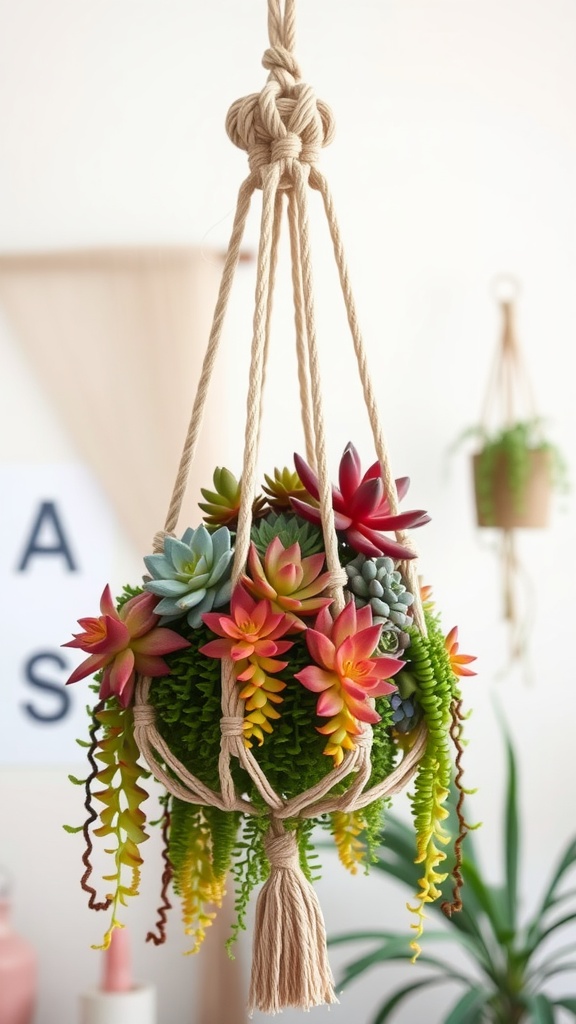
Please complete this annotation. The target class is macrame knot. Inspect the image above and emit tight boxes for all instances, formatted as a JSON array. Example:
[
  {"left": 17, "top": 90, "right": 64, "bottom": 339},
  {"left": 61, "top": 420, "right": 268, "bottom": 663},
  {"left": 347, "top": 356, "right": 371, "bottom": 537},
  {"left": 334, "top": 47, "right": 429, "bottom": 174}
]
[
  {"left": 262, "top": 44, "right": 301, "bottom": 92},
  {"left": 264, "top": 826, "right": 300, "bottom": 870},
  {"left": 271, "top": 130, "right": 302, "bottom": 162},
  {"left": 132, "top": 704, "right": 156, "bottom": 727},
  {"left": 220, "top": 715, "right": 245, "bottom": 738},
  {"left": 326, "top": 567, "right": 349, "bottom": 595},
  {"left": 226, "top": 49, "right": 335, "bottom": 181},
  {"left": 354, "top": 727, "right": 373, "bottom": 750}
]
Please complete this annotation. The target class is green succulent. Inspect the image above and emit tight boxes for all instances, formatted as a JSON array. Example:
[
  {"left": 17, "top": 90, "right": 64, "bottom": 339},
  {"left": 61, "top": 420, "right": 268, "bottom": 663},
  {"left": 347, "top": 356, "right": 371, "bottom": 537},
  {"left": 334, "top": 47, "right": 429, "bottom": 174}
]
[
  {"left": 345, "top": 554, "right": 415, "bottom": 630},
  {"left": 388, "top": 669, "right": 422, "bottom": 732},
  {"left": 198, "top": 466, "right": 267, "bottom": 530},
  {"left": 378, "top": 626, "right": 410, "bottom": 656},
  {"left": 250, "top": 511, "right": 325, "bottom": 558},
  {"left": 143, "top": 525, "right": 233, "bottom": 629},
  {"left": 262, "top": 466, "right": 311, "bottom": 510}
]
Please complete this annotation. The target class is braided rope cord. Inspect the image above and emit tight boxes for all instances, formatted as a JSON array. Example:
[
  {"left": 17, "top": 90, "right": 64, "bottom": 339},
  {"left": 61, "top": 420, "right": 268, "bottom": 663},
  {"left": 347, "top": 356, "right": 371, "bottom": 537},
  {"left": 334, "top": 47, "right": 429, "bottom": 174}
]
[
  {"left": 134, "top": 0, "right": 427, "bottom": 841},
  {"left": 480, "top": 290, "right": 539, "bottom": 433}
]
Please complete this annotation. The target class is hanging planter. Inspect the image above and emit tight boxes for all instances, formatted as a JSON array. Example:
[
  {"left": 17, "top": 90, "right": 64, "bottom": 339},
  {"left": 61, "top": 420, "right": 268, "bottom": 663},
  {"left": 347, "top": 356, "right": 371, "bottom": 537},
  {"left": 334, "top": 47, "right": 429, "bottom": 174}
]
[
  {"left": 452, "top": 278, "right": 568, "bottom": 662},
  {"left": 63, "top": 1, "right": 476, "bottom": 1014},
  {"left": 472, "top": 429, "right": 553, "bottom": 529}
]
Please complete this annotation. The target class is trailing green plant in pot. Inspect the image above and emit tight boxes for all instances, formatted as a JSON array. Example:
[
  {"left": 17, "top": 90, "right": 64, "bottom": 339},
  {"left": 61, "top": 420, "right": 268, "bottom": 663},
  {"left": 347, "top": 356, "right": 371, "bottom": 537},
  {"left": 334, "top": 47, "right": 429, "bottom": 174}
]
[
  {"left": 329, "top": 722, "right": 576, "bottom": 1023},
  {"left": 448, "top": 283, "right": 570, "bottom": 667},
  {"left": 456, "top": 417, "right": 569, "bottom": 529}
]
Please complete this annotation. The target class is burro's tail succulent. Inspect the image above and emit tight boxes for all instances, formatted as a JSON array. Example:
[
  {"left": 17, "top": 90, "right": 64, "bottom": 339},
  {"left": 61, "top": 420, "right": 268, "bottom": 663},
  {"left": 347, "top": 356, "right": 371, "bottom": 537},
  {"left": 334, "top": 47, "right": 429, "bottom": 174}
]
[
  {"left": 143, "top": 525, "right": 233, "bottom": 629},
  {"left": 345, "top": 553, "right": 414, "bottom": 648}
]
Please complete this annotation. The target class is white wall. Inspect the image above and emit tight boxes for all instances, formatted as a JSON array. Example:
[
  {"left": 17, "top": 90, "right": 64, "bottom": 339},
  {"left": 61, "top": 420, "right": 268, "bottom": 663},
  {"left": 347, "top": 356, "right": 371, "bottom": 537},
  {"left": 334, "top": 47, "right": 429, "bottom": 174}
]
[{"left": 1, "top": 1, "right": 575, "bottom": 1022}]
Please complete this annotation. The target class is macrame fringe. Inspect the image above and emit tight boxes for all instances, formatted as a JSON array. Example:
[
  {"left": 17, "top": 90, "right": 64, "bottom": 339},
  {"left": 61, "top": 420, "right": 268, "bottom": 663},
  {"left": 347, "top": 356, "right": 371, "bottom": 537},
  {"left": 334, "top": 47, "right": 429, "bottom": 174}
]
[{"left": 248, "top": 823, "right": 338, "bottom": 1014}]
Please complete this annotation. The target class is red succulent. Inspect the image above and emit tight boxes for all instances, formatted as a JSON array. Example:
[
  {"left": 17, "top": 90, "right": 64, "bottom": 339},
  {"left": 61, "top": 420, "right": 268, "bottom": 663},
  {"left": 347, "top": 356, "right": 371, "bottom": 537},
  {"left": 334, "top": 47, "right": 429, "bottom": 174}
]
[
  {"left": 290, "top": 442, "right": 430, "bottom": 560},
  {"left": 63, "top": 586, "right": 190, "bottom": 707}
]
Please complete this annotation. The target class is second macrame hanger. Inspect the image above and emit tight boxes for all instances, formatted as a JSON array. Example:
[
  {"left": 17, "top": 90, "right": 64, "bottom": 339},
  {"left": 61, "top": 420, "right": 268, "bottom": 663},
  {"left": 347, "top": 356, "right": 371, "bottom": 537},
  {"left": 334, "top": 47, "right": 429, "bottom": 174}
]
[
  {"left": 480, "top": 274, "right": 539, "bottom": 432},
  {"left": 480, "top": 275, "right": 538, "bottom": 671}
]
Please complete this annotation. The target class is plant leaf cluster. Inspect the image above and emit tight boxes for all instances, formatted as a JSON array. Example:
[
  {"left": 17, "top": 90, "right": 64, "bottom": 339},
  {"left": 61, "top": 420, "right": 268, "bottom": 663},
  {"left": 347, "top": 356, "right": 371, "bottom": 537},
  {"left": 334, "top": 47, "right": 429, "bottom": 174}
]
[{"left": 330, "top": 724, "right": 576, "bottom": 1022}]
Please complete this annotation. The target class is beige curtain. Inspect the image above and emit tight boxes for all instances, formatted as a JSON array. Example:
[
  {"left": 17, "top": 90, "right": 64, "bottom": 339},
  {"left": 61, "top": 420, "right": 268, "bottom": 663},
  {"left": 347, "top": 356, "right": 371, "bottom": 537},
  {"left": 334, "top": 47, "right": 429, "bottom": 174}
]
[
  {"left": 0, "top": 247, "right": 235, "bottom": 555},
  {"left": 0, "top": 246, "right": 249, "bottom": 1021}
]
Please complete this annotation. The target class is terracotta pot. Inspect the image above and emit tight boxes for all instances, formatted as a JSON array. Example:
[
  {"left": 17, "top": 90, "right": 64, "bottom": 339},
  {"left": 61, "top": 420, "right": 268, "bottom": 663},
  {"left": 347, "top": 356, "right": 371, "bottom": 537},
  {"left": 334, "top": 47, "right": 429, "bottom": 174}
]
[{"left": 472, "top": 448, "right": 552, "bottom": 528}]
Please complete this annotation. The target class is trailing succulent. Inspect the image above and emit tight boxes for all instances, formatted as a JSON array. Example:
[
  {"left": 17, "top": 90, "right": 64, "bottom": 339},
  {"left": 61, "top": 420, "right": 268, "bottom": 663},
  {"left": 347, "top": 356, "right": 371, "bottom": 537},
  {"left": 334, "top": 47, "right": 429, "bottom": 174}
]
[{"left": 63, "top": 442, "right": 475, "bottom": 958}]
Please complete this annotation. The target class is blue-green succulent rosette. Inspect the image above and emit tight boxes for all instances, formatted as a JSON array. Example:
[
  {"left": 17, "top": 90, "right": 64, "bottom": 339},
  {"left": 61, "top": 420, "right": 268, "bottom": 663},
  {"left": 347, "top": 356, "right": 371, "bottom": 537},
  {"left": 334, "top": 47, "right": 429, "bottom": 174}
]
[{"left": 143, "top": 524, "right": 233, "bottom": 628}]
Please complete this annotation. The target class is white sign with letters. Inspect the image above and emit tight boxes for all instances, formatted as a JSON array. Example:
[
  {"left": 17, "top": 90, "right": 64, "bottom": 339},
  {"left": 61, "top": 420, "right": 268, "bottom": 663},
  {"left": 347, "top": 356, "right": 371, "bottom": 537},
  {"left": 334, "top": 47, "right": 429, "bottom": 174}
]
[{"left": 0, "top": 462, "right": 115, "bottom": 765}]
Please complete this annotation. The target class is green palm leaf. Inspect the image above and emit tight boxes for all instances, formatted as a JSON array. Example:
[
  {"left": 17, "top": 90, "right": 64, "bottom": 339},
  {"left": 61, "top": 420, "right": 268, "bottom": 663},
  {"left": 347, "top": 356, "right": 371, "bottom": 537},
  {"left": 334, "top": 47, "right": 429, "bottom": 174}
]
[
  {"left": 554, "top": 997, "right": 576, "bottom": 1017},
  {"left": 329, "top": 718, "right": 576, "bottom": 1020},
  {"left": 336, "top": 937, "right": 473, "bottom": 988},
  {"left": 503, "top": 725, "right": 519, "bottom": 933},
  {"left": 371, "top": 976, "right": 452, "bottom": 1023},
  {"left": 522, "top": 992, "right": 556, "bottom": 1023},
  {"left": 529, "top": 838, "right": 576, "bottom": 938},
  {"left": 444, "top": 986, "right": 492, "bottom": 1023}
]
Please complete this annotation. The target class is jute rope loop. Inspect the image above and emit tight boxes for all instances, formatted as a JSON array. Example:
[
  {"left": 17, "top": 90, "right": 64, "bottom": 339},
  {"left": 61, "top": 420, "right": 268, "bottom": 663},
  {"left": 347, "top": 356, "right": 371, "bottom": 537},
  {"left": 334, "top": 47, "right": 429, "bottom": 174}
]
[
  {"left": 225, "top": 15, "right": 335, "bottom": 181},
  {"left": 480, "top": 292, "right": 538, "bottom": 433}
]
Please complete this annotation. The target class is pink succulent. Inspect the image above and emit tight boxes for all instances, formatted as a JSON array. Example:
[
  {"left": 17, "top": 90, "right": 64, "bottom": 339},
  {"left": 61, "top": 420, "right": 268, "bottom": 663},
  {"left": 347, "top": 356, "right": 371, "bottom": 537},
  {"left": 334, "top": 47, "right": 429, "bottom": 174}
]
[
  {"left": 295, "top": 601, "right": 404, "bottom": 765},
  {"left": 63, "top": 586, "right": 190, "bottom": 708},
  {"left": 241, "top": 538, "right": 332, "bottom": 630},
  {"left": 201, "top": 585, "right": 294, "bottom": 664},
  {"left": 290, "top": 442, "right": 430, "bottom": 560},
  {"left": 201, "top": 586, "right": 294, "bottom": 747}
]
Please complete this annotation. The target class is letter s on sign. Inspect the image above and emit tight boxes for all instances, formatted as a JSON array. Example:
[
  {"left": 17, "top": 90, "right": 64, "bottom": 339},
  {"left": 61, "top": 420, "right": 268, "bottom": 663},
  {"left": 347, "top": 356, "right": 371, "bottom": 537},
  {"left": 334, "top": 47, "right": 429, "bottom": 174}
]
[{"left": 23, "top": 651, "right": 72, "bottom": 723}]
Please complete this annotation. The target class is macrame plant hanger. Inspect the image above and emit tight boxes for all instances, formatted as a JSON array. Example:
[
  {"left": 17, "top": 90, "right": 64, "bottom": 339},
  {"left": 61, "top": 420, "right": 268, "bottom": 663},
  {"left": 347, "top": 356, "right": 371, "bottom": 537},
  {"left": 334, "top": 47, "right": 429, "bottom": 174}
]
[
  {"left": 477, "top": 280, "right": 540, "bottom": 664},
  {"left": 132, "top": 0, "right": 427, "bottom": 1012}
]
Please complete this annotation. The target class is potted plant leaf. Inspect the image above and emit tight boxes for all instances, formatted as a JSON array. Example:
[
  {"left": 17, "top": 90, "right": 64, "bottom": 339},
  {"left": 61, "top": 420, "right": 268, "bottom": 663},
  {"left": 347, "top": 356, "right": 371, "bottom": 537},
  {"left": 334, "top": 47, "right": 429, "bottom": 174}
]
[{"left": 329, "top": 721, "right": 576, "bottom": 1022}]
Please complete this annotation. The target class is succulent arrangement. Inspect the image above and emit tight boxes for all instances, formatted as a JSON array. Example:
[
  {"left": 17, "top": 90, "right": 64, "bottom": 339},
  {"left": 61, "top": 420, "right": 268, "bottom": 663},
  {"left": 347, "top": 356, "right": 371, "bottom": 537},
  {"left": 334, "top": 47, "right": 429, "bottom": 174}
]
[{"left": 63, "top": 442, "right": 475, "bottom": 965}]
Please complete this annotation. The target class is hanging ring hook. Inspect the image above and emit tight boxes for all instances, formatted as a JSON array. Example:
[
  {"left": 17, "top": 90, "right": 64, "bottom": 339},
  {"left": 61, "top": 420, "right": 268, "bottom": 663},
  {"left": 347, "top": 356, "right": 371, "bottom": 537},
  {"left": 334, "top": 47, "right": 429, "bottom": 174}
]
[{"left": 490, "top": 272, "right": 522, "bottom": 305}]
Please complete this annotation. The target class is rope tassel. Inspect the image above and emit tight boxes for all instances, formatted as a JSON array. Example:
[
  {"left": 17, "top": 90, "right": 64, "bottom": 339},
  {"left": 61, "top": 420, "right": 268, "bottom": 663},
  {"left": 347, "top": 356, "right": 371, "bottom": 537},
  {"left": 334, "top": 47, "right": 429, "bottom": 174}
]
[{"left": 248, "top": 822, "right": 338, "bottom": 1014}]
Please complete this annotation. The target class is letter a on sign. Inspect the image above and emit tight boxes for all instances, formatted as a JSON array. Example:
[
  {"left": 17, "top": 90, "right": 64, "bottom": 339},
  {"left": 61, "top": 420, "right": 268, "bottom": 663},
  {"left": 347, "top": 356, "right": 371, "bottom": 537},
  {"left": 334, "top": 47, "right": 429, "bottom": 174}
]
[
  {"left": 1, "top": 463, "right": 113, "bottom": 765},
  {"left": 16, "top": 500, "right": 78, "bottom": 572}
]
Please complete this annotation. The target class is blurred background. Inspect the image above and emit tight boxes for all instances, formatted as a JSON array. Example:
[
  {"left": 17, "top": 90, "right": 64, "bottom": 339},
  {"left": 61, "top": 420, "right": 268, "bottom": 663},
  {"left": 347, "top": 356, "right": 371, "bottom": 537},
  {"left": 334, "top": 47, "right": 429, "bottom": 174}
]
[{"left": 0, "top": 0, "right": 575, "bottom": 1021}]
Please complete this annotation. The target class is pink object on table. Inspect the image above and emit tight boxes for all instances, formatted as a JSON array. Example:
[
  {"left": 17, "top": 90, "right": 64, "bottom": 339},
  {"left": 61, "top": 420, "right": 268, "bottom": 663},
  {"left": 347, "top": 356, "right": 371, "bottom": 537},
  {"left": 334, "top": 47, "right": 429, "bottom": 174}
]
[
  {"left": 79, "top": 927, "right": 156, "bottom": 1024},
  {"left": 101, "top": 928, "right": 132, "bottom": 994},
  {"left": 0, "top": 891, "right": 37, "bottom": 1024}
]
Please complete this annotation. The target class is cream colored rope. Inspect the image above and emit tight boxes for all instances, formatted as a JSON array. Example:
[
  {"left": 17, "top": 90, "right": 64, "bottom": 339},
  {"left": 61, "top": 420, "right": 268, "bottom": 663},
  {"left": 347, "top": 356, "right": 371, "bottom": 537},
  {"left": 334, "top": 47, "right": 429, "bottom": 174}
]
[
  {"left": 135, "top": 0, "right": 429, "bottom": 839},
  {"left": 160, "top": 174, "right": 258, "bottom": 541},
  {"left": 480, "top": 295, "right": 539, "bottom": 434},
  {"left": 288, "top": 189, "right": 316, "bottom": 466},
  {"left": 132, "top": 1, "right": 431, "bottom": 1010}
]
